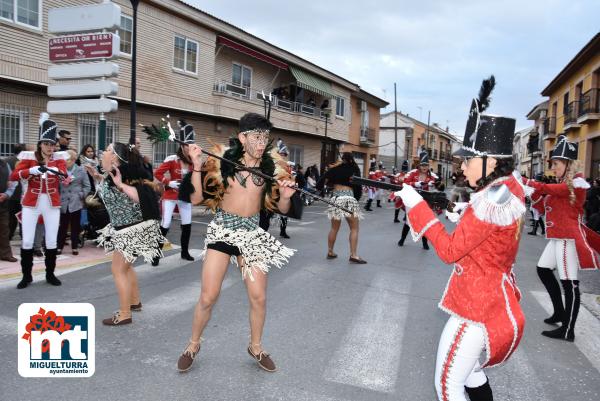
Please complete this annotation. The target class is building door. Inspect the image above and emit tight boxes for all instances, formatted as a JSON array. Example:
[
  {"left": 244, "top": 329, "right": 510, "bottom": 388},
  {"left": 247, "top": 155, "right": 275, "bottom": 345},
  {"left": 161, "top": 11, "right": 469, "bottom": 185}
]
[
  {"left": 352, "top": 152, "right": 365, "bottom": 177},
  {"left": 591, "top": 138, "right": 600, "bottom": 180},
  {"left": 320, "top": 139, "right": 338, "bottom": 173}
]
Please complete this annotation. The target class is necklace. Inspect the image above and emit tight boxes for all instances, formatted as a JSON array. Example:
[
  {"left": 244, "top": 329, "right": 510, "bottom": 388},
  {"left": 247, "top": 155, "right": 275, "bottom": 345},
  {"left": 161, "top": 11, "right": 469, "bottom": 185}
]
[{"left": 235, "top": 158, "right": 265, "bottom": 188}]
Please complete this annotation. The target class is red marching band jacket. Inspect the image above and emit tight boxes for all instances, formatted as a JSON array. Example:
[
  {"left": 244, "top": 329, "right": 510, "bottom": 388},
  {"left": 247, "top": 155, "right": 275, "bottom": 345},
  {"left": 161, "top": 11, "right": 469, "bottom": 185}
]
[
  {"left": 529, "top": 191, "right": 545, "bottom": 215},
  {"left": 525, "top": 174, "right": 600, "bottom": 270},
  {"left": 389, "top": 172, "right": 406, "bottom": 208},
  {"left": 407, "top": 174, "right": 527, "bottom": 367},
  {"left": 403, "top": 169, "right": 442, "bottom": 214},
  {"left": 10, "top": 151, "right": 68, "bottom": 208},
  {"left": 154, "top": 155, "right": 189, "bottom": 201}
]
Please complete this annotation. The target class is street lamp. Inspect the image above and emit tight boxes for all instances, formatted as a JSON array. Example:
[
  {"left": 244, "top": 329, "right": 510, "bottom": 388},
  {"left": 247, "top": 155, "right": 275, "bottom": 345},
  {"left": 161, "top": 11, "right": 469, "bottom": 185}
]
[{"left": 320, "top": 99, "right": 332, "bottom": 173}]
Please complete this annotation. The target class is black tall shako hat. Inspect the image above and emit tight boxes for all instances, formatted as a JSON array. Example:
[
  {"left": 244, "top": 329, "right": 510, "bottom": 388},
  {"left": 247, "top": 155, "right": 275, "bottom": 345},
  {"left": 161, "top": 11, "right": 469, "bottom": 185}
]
[
  {"left": 550, "top": 135, "right": 578, "bottom": 161},
  {"left": 419, "top": 149, "right": 430, "bottom": 165},
  {"left": 38, "top": 112, "right": 58, "bottom": 144},
  {"left": 178, "top": 120, "right": 195, "bottom": 144},
  {"left": 454, "top": 76, "right": 516, "bottom": 158}
]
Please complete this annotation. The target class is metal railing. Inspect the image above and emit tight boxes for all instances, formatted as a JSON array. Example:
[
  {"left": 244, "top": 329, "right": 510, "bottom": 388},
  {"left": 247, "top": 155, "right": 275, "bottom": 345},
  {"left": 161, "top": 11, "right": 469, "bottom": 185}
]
[
  {"left": 579, "top": 88, "right": 600, "bottom": 116},
  {"left": 0, "top": 104, "right": 29, "bottom": 157},
  {"left": 541, "top": 117, "right": 556, "bottom": 137},
  {"left": 564, "top": 101, "right": 580, "bottom": 126},
  {"left": 360, "top": 127, "right": 376, "bottom": 143},
  {"left": 213, "top": 80, "right": 330, "bottom": 120}
]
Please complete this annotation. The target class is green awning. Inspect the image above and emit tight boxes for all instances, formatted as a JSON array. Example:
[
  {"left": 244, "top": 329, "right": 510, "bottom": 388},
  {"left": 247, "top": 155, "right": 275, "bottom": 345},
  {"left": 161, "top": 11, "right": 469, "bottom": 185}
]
[{"left": 289, "top": 65, "right": 334, "bottom": 98}]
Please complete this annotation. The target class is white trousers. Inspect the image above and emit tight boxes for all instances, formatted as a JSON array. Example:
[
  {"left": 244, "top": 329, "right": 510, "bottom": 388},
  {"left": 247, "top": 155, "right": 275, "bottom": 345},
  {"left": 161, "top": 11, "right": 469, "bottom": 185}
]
[
  {"left": 531, "top": 208, "right": 541, "bottom": 221},
  {"left": 21, "top": 194, "right": 60, "bottom": 250},
  {"left": 161, "top": 199, "right": 192, "bottom": 228},
  {"left": 435, "top": 316, "right": 488, "bottom": 401},
  {"left": 367, "top": 188, "right": 381, "bottom": 200},
  {"left": 537, "top": 239, "right": 579, "bottom": 280}
]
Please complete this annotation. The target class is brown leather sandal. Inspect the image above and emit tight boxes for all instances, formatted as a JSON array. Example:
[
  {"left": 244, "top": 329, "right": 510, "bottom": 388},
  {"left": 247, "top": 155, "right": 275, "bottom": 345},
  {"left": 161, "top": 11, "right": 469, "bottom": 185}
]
[
  {"left": 102, "top": 311, "right": 132, "bottom": 326},
  {"left": 326, "top": 252, "right": 338, "bottom": 259},
  {"left": 247, "top": 344, "right": 276, "bottom": 372},
  {"left": 177, "top": 338, "right": 202, "bottom": 372},
  {"left": 349, "top": 256, "right": 367, "bottom": 264}
]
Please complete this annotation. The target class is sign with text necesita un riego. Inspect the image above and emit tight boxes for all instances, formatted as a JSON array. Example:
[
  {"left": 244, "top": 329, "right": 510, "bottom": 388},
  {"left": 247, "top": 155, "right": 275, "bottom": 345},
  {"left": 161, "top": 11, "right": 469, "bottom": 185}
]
[{"left": 49, "top": 33, "right": 120, "bottom": 63}]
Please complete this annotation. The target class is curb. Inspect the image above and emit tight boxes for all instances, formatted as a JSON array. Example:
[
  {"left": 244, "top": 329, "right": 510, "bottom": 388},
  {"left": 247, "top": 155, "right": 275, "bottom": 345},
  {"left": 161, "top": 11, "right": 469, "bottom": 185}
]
[{"left": 581, "top": 292, "right": 600, "bottom": 321}]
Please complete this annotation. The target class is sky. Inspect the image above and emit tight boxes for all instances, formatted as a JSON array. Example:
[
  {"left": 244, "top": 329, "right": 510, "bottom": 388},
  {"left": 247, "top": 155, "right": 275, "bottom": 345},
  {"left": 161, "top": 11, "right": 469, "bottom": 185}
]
[{"left": 186, "top": 0, "right": 599, "bottom": 137}]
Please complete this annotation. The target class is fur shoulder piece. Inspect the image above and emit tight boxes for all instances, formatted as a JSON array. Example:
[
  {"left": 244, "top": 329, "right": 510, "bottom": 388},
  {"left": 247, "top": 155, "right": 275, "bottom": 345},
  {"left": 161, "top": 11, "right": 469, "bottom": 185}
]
[
  {"left": 573, "top": 176, "right": 590, "bottom": 189},
  {"left": 201, "top": 143, "right": 227, "bottom": 212},
  {"left": 17, "top": 151, "right": 35, "bottom": 161},
  {"left": 52, "top": 151, "right": 70, "bottom": 160},
  {"left": 164, "top": 154, "right": 178, "bottom": 163},
  {"left": 264, "top": 148, "right": 293, "bottom": 212},
  {"left": 469, "top": 176, "right": 526, "bottom": 226}
]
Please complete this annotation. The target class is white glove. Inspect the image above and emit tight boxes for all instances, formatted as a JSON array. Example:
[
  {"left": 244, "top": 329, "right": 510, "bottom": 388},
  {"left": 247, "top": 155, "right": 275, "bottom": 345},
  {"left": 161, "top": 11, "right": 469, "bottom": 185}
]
[
  {"left": 168, "top": 180, "right": 180, "bottom": 189},
  {"left": 445, "top": 202, "right": 469, "bottom": 223},
  {"left": 394, "top": 184, "right": 423, "bottom": 209},
  {"left": 414, "top": 181, "right": 422, "bottom": 188},
  {"left": 28, "top": 166, "right": 42, "bottom": 176}
]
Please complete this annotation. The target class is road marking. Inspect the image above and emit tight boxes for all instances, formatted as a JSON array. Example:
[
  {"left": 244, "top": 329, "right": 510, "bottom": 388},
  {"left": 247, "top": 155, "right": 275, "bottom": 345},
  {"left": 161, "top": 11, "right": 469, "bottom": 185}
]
[
  {"left": 298, "top": 221, "right": 315, "bottom": 225},
  {"left": 531, "top": 290, "right": 600, "bottom": 374},
  {"left": 323, "top": 272, "right": 411, "bottom": 393},
  {"left": 488, "top": 347, "right": 549, "bottom": 401}
]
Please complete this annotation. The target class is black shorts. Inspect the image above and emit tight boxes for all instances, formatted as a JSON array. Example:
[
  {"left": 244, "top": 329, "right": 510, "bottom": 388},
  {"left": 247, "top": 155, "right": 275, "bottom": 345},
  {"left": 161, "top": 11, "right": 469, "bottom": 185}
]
[{"left": 206, "top": 241, "right": 241, "bottom": 256}]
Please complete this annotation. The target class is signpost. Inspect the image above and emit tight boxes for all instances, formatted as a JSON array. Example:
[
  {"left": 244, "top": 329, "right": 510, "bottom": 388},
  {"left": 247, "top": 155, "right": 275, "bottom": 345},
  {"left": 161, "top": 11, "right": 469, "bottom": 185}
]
[{"left": 47, "top": 1, "right": 122, "bottom": 151}]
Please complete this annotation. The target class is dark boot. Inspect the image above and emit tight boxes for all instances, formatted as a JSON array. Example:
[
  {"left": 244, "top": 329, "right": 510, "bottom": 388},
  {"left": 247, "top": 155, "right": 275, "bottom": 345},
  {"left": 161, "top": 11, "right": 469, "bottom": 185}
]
[
  {"left": 465, "top": 378, "right": 493, "bottom": 401},
  {"left": 17, "top": 248, "right": 34, "bottom": 289},
  {"left": 44, "top": 248, "right": 61, "bottom": 286},
  {"left": 376, "top": 199, "right": 382, "bottom": 208},
  {"left": 528, "top": 220, "right": 538, "bottom": 235},
  {"left": 180, "top": 224, "right": 194, "bottom": 261},
  {"left": 398, "top": 224, "right": 410, "bottom": 247},
  {"left": 279, "top": 217, "right": 290, "bottom": 239},
  {"left": 537, "top": 267, "right": 564, "bottom": 324},
  {"left": 394, "top": 209, "right": 401, "bottom": 223},
  {"left": 539, "top": 219, "right": 546, "bottom": 235},
  {"left": 542, "top": 280, "right": 579, "bottom": 342},
  {"left": 152, "top": 226, "right": 169, "bottom": 266},
  {"left": 364, "top": 199, "right": 373, "bottom": 211},
  {"left": 422, "top": 237, "right": 430, "bottom": 250}
]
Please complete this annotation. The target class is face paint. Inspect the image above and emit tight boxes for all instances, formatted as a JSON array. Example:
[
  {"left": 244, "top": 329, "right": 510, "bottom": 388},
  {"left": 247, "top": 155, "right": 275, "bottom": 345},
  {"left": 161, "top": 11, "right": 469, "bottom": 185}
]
[{"left": 243, "top": 130, "right": 269, "bottom": 159}]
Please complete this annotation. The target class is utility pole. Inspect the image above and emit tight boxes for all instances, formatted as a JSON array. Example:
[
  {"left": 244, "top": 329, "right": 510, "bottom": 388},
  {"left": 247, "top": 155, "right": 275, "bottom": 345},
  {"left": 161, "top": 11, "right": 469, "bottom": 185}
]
[
  {"left": 426, "top": 110, "right": 431, "bottom": 150},
  {"left": 129, "top": 0, "right": 140, "bottom": 145},
  {"left": 394, "top": 83, "right": 398, "bottom": 170}
]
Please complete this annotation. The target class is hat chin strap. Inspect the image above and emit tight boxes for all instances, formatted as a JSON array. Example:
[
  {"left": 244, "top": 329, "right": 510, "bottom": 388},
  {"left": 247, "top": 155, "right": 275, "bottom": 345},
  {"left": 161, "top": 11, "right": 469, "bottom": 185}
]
[{"left": 481, "top": 154, "right": 488, "bottom": 183}]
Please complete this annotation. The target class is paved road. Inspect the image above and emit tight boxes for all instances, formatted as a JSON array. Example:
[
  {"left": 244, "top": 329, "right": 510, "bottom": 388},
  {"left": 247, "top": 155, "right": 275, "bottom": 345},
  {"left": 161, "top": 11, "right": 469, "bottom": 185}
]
[{"left": 1, "top": 201, "right": 600, "bottom": 401}]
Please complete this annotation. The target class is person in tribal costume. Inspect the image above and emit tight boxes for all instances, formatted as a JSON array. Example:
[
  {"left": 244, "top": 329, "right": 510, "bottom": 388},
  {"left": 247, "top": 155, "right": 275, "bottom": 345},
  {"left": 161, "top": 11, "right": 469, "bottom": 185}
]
[
  {"left": 316, "top": 152, "right": 366, "bottom": 264},
  {"left": 11, "top": 113, "right": 68, "bottom": 289},
  {"left": 396, "top": 77, "right": 527, "bottom": 401},
  {"left": 398, "top": 150, "right": 439, "bottom": 250},
  {"left": 527, "top": 175, "right": 546, "bottom": 236},
  {"left": 94, "top": 142, "right": 166, "bottom": 326},
  {"left": 152, "top": 120, "right": 196, "bottom": 266},
  {"left": 176, "top": 113, "right": 298, "bottom": 373},
  {"left": 523, "top": 135, "right": 600, "bottom": 342}
]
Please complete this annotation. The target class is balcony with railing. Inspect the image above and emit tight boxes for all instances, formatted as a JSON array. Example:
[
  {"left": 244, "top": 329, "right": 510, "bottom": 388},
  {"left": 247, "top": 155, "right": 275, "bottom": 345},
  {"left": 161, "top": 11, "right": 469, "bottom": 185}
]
[
  {"left": 541, "top": 116, "right": 556, "bottom": 139},
  {"left": 564, "top": 101, "right": 582, "bottom": 131},
  {"left": 359, "top": 127, "right": 376, "bottom": 144},
  {"left": 433, "top": 149, "right": 439, "bottom": 160},
  {"left": 578, "top": 88, "right": 600, "bottom": 124},
  {"left": 213, "top": 80, "right": 331, "bottom": 121}
]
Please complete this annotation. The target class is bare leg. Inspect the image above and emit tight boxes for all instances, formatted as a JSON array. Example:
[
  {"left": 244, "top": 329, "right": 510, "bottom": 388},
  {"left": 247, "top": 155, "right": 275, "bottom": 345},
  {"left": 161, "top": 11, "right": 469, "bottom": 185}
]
[
  {"left": 128, "top": 267, "right": 140, "bottom": 305},
  {"left": 188, "top": 249, "right": 231, "bottom": 347},
  {"left": 111, "top": 251, "right": 133, "bottom": 318},
  {"left": 328, "top": 218, "right": 342, "bottom": 255},
  {"left": 242, "top": 260, "right": 268, "bottom": 354},
  {"left": 346, "top": 216, "right": 360, "bottom": 258}
]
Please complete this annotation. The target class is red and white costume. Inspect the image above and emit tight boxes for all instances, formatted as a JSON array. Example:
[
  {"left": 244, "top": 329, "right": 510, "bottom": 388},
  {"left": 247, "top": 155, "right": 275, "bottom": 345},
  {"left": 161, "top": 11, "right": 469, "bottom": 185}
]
[
  {"left": 389, "top": 172, "right": 406, "bottom": 209},
  {"left": 367, "top": 169, "right": 384, "bottom": 200},
  {"left": 406, "top": 173, "right": 527, "bottom": 400},
  {"left": 405, "top": 169, "right": 442, "bottom": 214},
  {"left": 154, "top": 155, "right": 192, "bottom": 228},
  {"left": 529, "top": 191, "right": 545, "bottom": 221},
  {"left": 525, "top": 174, "right": 600, "bottom": 279},
  {"left": 11, "top": 151, "right": 68, "bottom": 249}
]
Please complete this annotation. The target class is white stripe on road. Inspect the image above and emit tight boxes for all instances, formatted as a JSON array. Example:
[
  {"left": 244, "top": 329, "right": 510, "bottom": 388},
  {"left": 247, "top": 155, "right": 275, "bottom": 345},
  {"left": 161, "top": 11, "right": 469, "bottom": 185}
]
[
  {"left": 487, "top": 347, "right": 549, "bottom": 401},
  {"left": 323, "top": 272, "right": 411, "bottom": 393},
  {"left": 531, "top": 290, "right": 600, "bottom": 374}
]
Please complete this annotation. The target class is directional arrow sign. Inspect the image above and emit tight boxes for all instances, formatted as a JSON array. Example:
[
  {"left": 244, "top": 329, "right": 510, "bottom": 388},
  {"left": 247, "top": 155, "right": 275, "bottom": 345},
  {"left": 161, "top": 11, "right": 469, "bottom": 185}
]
[
  {"left": 48, "top": 62, "right": 119, "bottom": 80},
  {"left": 48, "top": 3, "right": 122, "bottom": 34},
  {"left": 48, "top": 81, "right": 118, "bottom": 98},
  {"left": 48, "top": 99, "right": 118, "bottom": 114}
]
